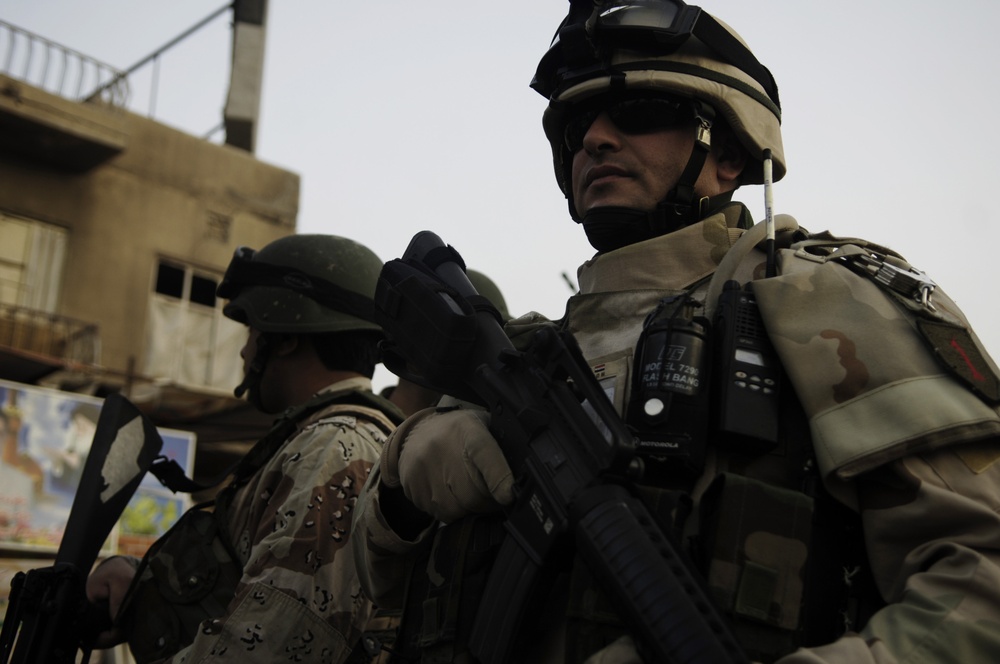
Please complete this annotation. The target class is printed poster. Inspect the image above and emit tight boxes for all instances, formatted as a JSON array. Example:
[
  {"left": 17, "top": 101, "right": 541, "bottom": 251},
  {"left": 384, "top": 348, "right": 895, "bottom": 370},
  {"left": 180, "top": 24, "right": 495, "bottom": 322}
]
[{"left": 0, "top": 378, "right": 195, "bottom": 557}]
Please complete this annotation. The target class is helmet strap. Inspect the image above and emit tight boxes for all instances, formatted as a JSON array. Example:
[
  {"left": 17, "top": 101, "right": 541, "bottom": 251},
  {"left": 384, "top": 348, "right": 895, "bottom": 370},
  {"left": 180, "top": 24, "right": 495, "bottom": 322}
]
[
  {"left": 234, "top": 333, "right": 273, "bottom": 410},
  {"left": 666, "top": 103, "right": 714, "bottom": 209}
]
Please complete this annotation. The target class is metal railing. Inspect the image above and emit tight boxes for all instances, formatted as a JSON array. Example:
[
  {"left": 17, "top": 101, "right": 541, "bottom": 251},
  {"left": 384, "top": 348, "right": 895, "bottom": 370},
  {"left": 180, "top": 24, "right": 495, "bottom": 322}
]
[
  {"left": 0, "top": 303, "right": 100, "bottom": 366},
  {"left": 0, "top": 19, "right": 129, "bottom": 108}
]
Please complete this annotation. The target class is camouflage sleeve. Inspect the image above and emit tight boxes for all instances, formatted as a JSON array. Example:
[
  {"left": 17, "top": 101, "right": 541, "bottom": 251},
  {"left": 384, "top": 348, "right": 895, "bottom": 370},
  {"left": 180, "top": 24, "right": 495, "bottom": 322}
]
[
  {"left": 158, "top": 414, "right": 386, "bottom": 663},
  {"left": 351, "top": 460, "right": 436, "bottom": 609},
  {"left": 778, "top": 441, "right": 1000, "bottom": 663}
]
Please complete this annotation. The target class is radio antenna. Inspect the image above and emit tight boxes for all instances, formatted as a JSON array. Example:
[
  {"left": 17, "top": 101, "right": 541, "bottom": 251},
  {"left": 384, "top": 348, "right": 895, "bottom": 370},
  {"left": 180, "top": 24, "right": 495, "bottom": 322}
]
[{"left": 762, "top": 148, "right": 776, "bottom": 278}]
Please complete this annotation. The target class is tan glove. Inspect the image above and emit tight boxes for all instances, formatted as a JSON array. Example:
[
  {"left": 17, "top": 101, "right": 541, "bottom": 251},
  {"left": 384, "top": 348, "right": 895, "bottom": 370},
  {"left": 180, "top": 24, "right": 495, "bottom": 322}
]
[
  {"left": 381, "top": 406, "right": 514, "bottom": 523},
  {"left": 582, "top": 635, "right": 643, "bottom": 664}
]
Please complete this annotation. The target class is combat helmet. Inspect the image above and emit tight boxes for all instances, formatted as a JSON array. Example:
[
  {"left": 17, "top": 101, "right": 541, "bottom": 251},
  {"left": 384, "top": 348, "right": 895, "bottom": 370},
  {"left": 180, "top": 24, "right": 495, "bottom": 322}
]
[
  {"left": 467, "top": 269, "right": 511, "bottom": 321},
  {"left": 217, "top": 234, "right": 383, "bottom": 334},
  {"left": 532, "top": 0, "right": 784, "bottom": 244}
]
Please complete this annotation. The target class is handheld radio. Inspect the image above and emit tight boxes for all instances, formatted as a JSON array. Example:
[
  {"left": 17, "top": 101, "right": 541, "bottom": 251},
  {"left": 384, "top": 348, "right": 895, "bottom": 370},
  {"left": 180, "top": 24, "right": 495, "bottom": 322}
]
[{"left": 711, "top": 280, "right": 781, "bottom": 453}]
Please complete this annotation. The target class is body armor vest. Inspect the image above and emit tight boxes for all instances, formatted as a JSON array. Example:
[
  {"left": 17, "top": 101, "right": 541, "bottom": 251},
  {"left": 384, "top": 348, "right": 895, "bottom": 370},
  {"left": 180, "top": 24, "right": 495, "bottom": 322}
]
[
  {"left": 380, "top": 210, "right": 875, "bottom": 663},
  {"left": 386, "top": 294, "right": 878, "bottom": 663},
  {"left": 384, "top": 207, "right": 999, "bottom": 662}
]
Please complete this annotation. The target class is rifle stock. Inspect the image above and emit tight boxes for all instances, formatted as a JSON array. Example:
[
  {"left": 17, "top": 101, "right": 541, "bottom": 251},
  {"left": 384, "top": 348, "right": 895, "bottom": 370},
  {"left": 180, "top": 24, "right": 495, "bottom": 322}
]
[{"left": 375, "top": 231, "right": 748, "bottom": 664}]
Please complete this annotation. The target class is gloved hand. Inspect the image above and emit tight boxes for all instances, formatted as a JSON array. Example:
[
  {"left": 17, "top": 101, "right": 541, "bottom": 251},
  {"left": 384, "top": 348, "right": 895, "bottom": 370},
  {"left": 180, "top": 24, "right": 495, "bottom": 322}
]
[
  {"left": 582, "top": 635, "right": 643, "bottom": 664},
  {"left": 84, "top": 555, "right": 139, "bottom": 648},
  {"left": 380, "top": 406, "right": 514, "bottom": 524}
]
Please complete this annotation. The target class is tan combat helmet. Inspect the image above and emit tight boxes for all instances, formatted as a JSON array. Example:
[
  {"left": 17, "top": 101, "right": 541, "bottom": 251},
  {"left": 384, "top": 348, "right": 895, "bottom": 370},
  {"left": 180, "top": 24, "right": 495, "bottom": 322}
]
[{"left": 531, "top": 0, "right": 784, "bottom": 226}]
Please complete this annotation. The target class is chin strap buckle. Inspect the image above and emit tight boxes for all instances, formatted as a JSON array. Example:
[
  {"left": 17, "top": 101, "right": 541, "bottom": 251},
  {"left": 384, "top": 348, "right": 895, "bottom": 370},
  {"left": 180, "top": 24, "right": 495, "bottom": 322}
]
[{"left": 697, "top": 197, "right": 710, "bottom": 218}]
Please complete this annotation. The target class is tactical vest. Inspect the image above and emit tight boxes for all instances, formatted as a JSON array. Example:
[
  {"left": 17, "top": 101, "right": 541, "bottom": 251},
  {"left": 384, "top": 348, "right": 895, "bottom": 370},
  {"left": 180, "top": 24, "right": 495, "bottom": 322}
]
[
  {"left": 380, "top": 209, "right": 1000, "bottom": 663},
  {"left": 382, "top": 360, "right": 874, "bottom": 663},
  {"left": 118, "top": 388, "right": 402, "bottom": 664}
]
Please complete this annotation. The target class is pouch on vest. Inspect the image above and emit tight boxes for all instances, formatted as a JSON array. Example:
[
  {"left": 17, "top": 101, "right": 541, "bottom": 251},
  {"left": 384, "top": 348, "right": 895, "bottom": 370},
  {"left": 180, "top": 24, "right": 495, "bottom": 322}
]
[
  {"left": 393, "top": 514, "right": 506, "bottom": 663},
  {"left": 698, "top": 472, "right": 812, "bottom": 662},
  {"left": 118, "top": 507, "right": 242, "bottom": 664}
]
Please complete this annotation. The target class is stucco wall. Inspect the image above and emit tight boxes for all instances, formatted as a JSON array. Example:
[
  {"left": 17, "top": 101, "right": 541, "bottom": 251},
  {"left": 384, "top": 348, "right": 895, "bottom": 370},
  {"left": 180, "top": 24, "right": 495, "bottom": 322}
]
[{"left": 0, "top": 83, "right": 299, "bottom": 378}]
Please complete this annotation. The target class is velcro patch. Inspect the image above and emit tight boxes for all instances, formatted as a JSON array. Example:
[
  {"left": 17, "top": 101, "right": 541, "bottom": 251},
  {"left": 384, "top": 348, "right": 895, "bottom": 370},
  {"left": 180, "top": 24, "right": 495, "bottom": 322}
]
[{"left": 918, "top": 320, "right": 1000, "bottom": 403}]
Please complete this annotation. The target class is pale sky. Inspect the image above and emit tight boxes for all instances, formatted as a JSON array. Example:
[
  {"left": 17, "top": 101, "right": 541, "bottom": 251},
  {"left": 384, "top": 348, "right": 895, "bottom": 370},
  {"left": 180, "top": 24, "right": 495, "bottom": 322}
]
[{"left": 5, "top": 1, "right": 1000, "bottom": 392}]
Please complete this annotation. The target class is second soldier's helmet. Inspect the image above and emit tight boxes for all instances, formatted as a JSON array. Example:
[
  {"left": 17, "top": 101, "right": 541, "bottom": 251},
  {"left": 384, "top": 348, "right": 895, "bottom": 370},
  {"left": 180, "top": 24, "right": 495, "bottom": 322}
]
[
  {"left": 467, "top": 269, "right": 511, "bottom": 321},
  {"left": 217, "top": 234, "right": 383, "bottom": 335},
  {"left": 532, "top": 0, "right": 784, "bottom": 217}
]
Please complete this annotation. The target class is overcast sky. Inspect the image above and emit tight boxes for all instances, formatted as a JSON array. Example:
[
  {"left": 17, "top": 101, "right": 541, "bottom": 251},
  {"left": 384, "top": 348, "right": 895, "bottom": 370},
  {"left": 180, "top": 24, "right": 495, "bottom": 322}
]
[{"left": 5, "top": 1, "right": 1000, "bottom": 392}]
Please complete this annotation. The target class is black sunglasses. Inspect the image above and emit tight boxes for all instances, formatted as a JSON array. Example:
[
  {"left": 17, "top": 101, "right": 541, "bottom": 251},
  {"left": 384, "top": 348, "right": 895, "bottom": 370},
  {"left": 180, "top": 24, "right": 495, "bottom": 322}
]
[{"left": 563, "top": 97, "right": 692, "bottom": 153}]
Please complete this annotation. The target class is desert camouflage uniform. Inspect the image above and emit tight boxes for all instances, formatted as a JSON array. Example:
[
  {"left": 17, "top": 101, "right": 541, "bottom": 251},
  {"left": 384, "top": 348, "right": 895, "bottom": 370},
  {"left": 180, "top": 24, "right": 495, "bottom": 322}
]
[
  {"left": 353, "top": 204, "right": 1000, "bottom": 663},
  {"left": 125, "top": 376, "right": 399, "bottom": 664}
]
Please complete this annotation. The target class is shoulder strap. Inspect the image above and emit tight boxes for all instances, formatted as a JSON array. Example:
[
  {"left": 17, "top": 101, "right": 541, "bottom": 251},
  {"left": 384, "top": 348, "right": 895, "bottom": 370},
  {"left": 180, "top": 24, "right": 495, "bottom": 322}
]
[
  {"left": 703, "top": 213, "right": 800, "bottom": 317},
  {"left": 149, "top": 388, "right": 403, "bottom": 495},
  {"left": 315, "top": 402, "right": 399, "bottom": 439}
]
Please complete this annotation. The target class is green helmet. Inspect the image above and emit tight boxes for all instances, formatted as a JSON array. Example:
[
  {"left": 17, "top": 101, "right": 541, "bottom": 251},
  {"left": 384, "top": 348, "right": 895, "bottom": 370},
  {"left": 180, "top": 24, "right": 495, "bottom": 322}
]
[
  {"left": 532, "top": 0, "right": 784, "bottom": 220},
  {"left": 217, "top": 234, "right": 383, "bottom": 334}
]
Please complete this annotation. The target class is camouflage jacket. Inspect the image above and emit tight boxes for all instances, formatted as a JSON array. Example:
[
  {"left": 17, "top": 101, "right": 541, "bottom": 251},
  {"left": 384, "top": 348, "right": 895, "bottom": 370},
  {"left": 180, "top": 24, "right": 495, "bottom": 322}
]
[
  {"left": 134, "top": 377, "right": 400, "bottom": 664},
  {"left": 353, "top": 205, "right": 1000, "bottom": 663}
]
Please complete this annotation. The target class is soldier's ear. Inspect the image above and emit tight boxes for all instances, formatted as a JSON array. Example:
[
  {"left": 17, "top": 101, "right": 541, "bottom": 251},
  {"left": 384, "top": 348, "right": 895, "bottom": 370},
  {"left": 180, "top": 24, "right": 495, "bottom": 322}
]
[
  {"left": 714, "top": 130, "right": 747, "bottom": 184},
  {"left": 272, "top": 334, "right": 300, "bottom": 357}
]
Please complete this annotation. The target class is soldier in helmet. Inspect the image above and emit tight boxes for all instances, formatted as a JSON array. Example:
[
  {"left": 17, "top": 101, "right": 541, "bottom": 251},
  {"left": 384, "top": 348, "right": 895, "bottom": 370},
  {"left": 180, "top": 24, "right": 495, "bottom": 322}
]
[
  {"left": 85, "top": 234, "right": 404, "bottom": 663},
  {"left": 352, "top": 1, "right": 1000, "bottom": 663}
]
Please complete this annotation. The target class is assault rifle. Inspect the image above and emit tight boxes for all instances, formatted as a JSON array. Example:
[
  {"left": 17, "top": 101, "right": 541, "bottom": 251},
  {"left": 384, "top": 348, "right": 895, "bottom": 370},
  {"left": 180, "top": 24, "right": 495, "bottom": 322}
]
[
  {"left": 0, "top": 393, "right": 163, "bottom": 664},
  {"left": 375, "top": 231, "right": 747, "bottom": 664}
]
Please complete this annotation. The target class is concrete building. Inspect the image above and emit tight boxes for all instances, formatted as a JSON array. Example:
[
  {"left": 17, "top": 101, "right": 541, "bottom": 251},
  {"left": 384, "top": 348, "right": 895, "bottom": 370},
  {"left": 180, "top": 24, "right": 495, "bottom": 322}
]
[{"left": 0, "top": 16, "right": 297, "bottom": 485}]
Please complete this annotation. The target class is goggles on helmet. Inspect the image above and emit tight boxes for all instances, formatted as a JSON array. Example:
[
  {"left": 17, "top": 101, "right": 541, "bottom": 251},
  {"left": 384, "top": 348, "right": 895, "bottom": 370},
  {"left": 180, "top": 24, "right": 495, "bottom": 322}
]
[
  {"left": 562, "top": 95, "right": 695, "bottom": 153},
  {"left": 217, "top": 246, "right": 378, "bottom": 324},
  {"left": 531, "top": 0, "right": 779, "bottom": 109}
]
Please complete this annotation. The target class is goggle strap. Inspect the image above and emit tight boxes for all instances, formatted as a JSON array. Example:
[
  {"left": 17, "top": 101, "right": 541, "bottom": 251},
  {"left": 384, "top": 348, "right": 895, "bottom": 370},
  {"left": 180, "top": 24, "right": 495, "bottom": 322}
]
[
  {"left": 691, "top": 13, "right": 779, "bottom": 107},
  {"left": 226, "top": 261, "right": 379, "bottom": 325}
]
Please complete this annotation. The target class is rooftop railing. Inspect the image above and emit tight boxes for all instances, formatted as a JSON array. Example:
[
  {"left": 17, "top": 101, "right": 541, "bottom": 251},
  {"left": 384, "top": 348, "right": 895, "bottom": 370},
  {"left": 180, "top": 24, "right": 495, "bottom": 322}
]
[{"left": 0, "top": 19, "right": 129, "bottom": 108}]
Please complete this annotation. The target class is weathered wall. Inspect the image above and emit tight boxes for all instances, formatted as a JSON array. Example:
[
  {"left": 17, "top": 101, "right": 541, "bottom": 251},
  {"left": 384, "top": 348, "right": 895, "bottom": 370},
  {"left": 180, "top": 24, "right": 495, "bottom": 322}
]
[{"left": 0, "top": 76, "right": 299, "bottom": 376}]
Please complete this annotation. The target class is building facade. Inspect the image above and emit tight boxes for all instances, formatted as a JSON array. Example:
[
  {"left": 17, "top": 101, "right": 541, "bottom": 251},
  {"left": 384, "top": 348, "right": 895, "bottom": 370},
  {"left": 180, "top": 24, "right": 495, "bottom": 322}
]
[{"left": 0, "top": 52, "right": 298, "bottom": 484}]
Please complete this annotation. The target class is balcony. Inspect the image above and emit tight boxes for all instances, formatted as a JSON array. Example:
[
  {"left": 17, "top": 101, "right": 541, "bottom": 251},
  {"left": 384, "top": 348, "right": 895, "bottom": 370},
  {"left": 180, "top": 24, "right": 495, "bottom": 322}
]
[
  {"left": 0, "top": 303, "right": 100, "bottom": 383},
  {"left": 0, "top": 20, "right": 129, "bottom": 172}
]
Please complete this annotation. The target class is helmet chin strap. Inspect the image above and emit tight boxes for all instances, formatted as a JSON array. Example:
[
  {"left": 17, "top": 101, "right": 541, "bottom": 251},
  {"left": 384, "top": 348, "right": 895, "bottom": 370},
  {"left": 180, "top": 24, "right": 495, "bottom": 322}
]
[
  {"left": 234, "top": 334, "right": 272, "bottom": 411},
  {"left": 574, "top": 103, "right": 723, "bottom": 252}
]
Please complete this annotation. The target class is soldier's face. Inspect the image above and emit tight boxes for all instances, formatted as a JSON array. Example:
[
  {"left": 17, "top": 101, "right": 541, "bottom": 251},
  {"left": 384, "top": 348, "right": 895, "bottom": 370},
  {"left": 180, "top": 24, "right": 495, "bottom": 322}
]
[{"left": 570, "top": 111, "right": 698, "bottom": 215}]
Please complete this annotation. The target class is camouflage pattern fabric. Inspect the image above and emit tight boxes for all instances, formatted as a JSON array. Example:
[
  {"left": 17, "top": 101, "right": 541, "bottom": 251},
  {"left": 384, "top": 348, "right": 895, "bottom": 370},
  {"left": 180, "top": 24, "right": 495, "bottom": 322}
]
[
  {"left": 142, "top": 377, "right": 396, "bottom": 664},
  {"left": 753, "top": 235, "right": 1000, "bottom": 486},
  {"left": 352, "top": 206, "right": 1000, "bottom": 663}
]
